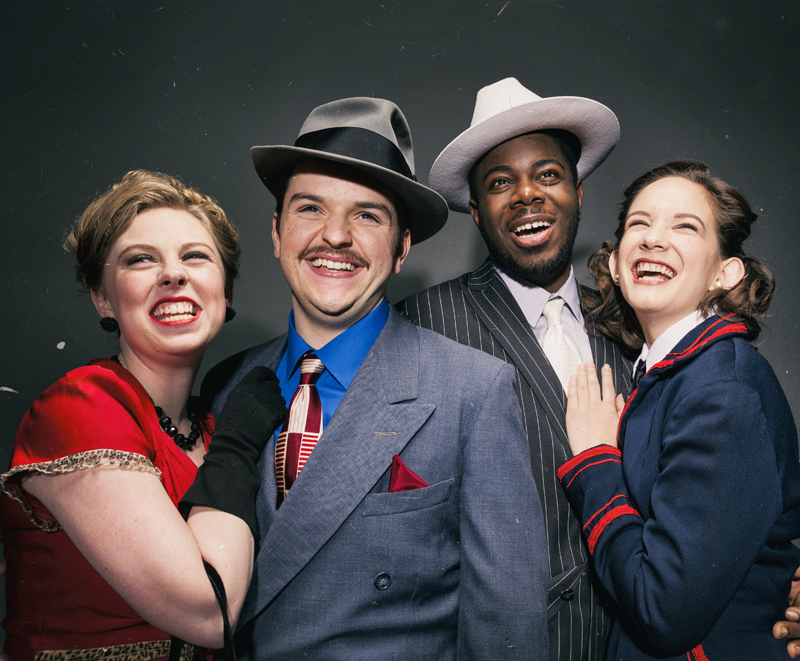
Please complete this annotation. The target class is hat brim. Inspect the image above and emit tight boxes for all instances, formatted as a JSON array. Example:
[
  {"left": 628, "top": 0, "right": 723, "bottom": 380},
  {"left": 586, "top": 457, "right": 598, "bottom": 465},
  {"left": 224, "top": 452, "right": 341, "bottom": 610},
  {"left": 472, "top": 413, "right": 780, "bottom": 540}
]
[
  {"left": 251, "top": 145, "right": 449, "bottom": 244},
  {"left": 429, "top": 96, "right": 620, "bottom": 213}
]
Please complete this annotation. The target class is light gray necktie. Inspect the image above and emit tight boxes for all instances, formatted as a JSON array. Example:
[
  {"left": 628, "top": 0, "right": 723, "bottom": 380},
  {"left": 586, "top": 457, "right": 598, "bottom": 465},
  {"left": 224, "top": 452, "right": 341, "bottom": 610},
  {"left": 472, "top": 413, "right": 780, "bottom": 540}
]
[{"left": 541, "top": 297, "right": 582, "bottom": 392}]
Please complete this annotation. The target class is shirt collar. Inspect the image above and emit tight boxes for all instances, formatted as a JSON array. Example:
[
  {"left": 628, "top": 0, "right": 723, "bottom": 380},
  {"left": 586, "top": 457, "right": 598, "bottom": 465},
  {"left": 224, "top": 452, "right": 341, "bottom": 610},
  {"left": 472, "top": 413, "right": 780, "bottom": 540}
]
[
  {"left": 284, "top": 299, "right": 390, "bottom": 390},
  {"left": 636, "top": 309, "right": 710, "bottom": 372},
  {"left": 494, "top": 263, "right": 584, "bottom": 328}
]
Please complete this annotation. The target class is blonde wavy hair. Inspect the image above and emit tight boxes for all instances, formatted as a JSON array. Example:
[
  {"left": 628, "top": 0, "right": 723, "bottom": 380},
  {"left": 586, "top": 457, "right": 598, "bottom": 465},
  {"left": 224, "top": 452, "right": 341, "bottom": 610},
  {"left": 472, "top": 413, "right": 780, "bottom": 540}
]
[{"left": 64, "top": 169, "right": 240, "bottom": 291}]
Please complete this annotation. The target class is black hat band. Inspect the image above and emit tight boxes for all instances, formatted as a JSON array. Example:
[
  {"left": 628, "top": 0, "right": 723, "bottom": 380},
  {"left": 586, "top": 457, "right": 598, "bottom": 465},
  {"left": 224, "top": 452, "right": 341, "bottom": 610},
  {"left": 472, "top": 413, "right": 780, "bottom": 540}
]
[{"left": 295, "top": 127, "right": 414, "bottom": 180}]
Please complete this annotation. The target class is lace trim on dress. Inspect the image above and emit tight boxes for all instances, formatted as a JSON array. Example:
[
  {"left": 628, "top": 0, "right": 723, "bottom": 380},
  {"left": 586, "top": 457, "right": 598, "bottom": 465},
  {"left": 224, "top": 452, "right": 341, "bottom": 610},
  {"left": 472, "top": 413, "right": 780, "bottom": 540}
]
[
  {"left": 33, "top": 639, "right": 198, "bottom": 661},
  {"left": 0, "top": 449, "right": 162, "bottom": 532}
]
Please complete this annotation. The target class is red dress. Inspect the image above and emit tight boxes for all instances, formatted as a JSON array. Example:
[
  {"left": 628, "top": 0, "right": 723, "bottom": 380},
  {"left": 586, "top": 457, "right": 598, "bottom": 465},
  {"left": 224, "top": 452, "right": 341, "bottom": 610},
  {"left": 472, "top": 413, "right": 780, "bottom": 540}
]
[{"left": 0, "top": 358, "right": 215, "bottom": 661}]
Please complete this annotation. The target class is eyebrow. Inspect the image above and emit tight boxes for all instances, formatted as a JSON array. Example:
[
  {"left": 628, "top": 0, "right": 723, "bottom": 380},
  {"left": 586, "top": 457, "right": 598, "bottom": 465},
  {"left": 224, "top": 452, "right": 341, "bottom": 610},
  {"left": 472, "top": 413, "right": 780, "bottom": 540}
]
[
  {"left": 117, "top": 242, "right": 214, "bottom": 256},
  {"left": 353, "top": 201, "right": 395, "bottom": 219},
  {"left": 288, "top": 193, "right": 325, "bottom": 206},
  {"left": 627, "top": 210, "right": 707, "bottom": 227},
  {"left": 675, "top": 212, "right": 707, "bottom": 229},
  {"left": 117, "top": 243, "right": 158, "bottom": 257},
  {"left": 288, "top": 193, "right": 395, "bottom": 220},
  {"left": 482, "top": 158, "right": 564, "bottom": 183}
]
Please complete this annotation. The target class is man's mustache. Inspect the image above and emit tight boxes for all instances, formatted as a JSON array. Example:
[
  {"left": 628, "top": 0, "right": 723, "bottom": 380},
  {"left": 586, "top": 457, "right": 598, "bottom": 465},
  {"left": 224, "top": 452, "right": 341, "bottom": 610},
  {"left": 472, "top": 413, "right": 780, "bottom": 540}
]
[
  {"left": 298, "top": 246, "right": 369, "bottom": 268},
  {"left": 509, "top": 207, "right": 556, "bottom": 223}
]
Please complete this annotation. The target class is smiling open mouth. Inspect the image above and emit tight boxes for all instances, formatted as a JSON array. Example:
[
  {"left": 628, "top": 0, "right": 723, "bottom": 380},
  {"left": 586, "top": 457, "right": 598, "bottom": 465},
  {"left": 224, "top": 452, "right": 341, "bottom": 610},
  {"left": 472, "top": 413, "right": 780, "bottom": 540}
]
[
  {"left": 513, "top": 220, "right": 552, "bottom": 237},
  {"left": 152, "top": 301, "right": 197, "bottom": 321},
  {"left": 635, "top": 262, "right": 675, "bottom": 282},
  {"left": 311, "top": 258, "right": 356, "bottom": 272}
]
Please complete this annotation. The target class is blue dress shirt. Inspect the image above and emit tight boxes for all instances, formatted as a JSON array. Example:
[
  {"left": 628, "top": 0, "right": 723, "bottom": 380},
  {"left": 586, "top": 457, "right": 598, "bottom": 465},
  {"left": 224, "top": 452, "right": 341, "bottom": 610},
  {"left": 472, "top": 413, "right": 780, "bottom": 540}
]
[{"left": 275, "top": 300, "right": 391, "bottom": 435}]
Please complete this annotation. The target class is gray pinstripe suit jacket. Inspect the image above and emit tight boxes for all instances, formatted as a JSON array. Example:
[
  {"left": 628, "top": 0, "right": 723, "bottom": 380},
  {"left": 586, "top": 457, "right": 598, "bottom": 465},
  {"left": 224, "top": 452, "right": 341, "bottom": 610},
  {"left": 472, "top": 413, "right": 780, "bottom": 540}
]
[{"left": 398, "top": 260, "right": 633, "bottom": 661}]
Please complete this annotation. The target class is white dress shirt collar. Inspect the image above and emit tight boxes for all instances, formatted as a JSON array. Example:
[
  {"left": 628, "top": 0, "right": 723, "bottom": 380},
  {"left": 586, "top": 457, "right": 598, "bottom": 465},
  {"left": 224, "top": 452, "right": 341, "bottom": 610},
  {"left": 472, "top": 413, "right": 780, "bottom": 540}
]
[
  {"left": 494, "top": 263, "right": 593, "bottom": 364},
  {"left": 636, "top": 309, "right": 710, "bottom": 373},
  {"left": 495, "top": 264, "right": 584, "bottom": 329}
]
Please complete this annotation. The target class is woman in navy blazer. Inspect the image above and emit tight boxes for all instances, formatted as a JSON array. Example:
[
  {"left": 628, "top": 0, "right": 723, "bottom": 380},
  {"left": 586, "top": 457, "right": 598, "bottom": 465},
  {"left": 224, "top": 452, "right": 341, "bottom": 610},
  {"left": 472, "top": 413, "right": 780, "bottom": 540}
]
[{"left": 559, "top": 160, "right": 800, "bottom": 660}]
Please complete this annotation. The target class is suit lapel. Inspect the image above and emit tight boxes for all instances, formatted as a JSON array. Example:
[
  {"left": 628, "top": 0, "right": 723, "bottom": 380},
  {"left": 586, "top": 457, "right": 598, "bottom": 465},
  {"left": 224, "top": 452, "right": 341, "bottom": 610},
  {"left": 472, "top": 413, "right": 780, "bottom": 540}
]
[
  {"left": 238, "top": 310, "right": 435, "bottom": 626},
  {"left": 588, "top": 324, "right": 634, "bottom": 398},
  {"left": 206, "top": 335, "right": 289, "bottom": 418},
  {"left": 578, "top": 285, "right": 634, "bottom": 398},
  {"left": 462, "top": 263, "right": 570, "bottom": 447},
  {"left": 247, "top": 336, "right": 289, "bottom": 538},
  {"left": 461, "top": 267, "right": 633, "bottom": 456}
]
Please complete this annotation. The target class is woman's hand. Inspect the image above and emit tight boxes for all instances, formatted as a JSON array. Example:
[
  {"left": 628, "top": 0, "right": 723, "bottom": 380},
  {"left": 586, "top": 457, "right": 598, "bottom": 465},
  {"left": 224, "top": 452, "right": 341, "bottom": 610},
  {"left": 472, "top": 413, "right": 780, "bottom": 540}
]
[
  {"left": 565, "top": 362, "right": 624, "bottom": 456},
  {"left": 181, "top": 366, "right": 287, "bottom": 536},
  {"left": 213, "top": 366, "right": 287, "bottom": 448}
]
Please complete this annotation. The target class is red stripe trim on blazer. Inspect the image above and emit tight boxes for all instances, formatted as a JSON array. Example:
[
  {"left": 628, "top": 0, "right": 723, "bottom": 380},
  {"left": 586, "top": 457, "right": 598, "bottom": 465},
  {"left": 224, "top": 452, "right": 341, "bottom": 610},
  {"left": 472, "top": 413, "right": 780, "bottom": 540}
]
[
  {"left": 618, "top": 316, "right": 748, "bottom": 434},
  {"left": 656, "top": 320, "right": 748, "bottom": 371},
  {"left": 587, "top": 504, "right": 641, "bottom": 554},
  {"left": 557, "top": 445, "right": 622, "bottom": 481},
  {"left": 564, "top": 458, "right": 623, "bottom": 490},
  {"left": 582, "top": 494, "right": 631, "bottom": 532},
  {"left": 688, "top": 644, "right": 709, "bottom": 660}
]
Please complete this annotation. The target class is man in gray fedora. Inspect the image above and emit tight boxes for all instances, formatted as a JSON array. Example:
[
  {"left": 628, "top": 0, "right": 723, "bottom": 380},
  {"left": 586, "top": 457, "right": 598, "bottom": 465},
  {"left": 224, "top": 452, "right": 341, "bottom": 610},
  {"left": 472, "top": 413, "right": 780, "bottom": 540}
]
[
  {"left": 399, "top": 78, "right": 632, "bottom": 661},
  {"left": 203, "top": 96, "right": 549, "bottom": 660}
]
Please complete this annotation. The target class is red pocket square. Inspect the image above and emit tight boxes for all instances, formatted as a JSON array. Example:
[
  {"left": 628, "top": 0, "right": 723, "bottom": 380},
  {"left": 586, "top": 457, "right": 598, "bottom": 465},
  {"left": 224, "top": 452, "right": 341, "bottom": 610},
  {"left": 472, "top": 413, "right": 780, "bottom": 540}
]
[{"left": 388, "top": 454, "right": 429, "bottom": 493}]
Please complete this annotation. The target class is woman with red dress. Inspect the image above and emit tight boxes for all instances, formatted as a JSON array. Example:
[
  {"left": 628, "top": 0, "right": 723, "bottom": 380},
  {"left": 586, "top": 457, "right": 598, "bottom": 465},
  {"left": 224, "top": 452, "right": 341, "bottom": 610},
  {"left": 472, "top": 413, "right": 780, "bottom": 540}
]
[{"left": 0, "top": 170, "right": 285, "bottom": 660}]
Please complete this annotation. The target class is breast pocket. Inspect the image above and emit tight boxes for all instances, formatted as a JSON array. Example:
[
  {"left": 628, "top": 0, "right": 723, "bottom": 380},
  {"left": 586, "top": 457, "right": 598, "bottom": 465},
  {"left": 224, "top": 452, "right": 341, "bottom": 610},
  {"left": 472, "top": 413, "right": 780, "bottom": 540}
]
[{"left": 361, "top": 479, "right": 455, "bottom": 516}]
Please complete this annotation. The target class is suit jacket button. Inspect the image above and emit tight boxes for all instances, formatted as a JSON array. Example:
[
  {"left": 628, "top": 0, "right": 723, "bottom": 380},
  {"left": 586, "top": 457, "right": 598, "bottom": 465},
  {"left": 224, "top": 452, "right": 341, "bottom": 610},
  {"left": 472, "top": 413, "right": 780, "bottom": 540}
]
[
  {"left": 374, "top": 572, "right": 392, "bottom": 590},
  {"left": 560, "top": 588, "right": 575, "bottom": 601}
]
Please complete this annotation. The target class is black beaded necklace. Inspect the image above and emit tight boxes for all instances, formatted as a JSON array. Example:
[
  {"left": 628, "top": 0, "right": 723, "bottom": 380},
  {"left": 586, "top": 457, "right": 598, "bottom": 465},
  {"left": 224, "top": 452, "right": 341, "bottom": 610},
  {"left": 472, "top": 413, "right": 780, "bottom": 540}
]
[
  {"left": 111, "top": 355, "right": 202, "bottom": 450},
  {"left": 155, "top": 406, "right": 202, "bottom": 450}
]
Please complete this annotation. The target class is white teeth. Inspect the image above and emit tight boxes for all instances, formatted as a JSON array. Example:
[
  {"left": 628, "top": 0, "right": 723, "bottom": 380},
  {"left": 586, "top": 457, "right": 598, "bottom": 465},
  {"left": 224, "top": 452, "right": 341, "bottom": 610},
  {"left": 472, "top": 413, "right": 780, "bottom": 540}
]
[
  {"left": 514, "top": 220, "right": 552, "bottom": 234},
  {"left": 311, "top": 258, "right": 356, "bottom": 271},
  {"left": 636, "top": 263, "right": 675, "bottom": 279},
  {"left": 153, "top": 301, "right": 197, "bottom": 319}
]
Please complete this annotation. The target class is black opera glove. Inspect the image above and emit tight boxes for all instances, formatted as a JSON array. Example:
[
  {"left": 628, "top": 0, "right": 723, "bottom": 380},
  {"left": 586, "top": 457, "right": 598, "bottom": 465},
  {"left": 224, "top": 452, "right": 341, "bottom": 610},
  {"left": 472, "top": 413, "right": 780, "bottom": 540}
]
[{"left": 180, "top": 366, "right": 287, "bottom": 537}]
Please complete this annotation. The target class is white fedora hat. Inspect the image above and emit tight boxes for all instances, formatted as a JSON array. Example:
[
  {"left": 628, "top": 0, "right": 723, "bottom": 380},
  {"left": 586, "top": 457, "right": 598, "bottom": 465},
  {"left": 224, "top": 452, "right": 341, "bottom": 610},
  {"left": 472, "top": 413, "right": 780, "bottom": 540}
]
[
  {"left": 429, "top": 78, "right": 620, "bottom": 213},
  {"left": 251, "top": 97, "right": 448, "bottom": 244}
]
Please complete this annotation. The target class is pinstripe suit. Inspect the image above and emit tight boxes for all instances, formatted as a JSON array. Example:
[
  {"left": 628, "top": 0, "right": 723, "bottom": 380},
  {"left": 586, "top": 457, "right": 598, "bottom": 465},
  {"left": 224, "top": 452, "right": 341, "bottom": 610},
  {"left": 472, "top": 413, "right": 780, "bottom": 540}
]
[{"left": 398, "top": 260, "right": 633, "bottom": 661}]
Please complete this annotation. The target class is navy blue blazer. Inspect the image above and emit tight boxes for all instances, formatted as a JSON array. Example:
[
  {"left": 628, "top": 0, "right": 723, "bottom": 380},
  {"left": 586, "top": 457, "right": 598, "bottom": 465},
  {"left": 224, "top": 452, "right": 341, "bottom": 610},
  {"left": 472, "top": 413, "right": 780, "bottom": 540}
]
[
  {"left": 559, "top": 316, "right": 800, "bottom": 660},
  {"left": 204, "top": 308, "right": 550, "bottom": 660}
]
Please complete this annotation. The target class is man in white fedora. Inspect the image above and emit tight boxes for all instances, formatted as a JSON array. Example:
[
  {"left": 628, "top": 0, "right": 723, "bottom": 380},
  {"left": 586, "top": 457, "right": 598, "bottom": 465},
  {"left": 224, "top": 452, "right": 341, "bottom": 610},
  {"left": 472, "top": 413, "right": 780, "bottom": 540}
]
[
  {"left": 203, "top": 96, "right": 550, "bottom": 660},
  {"left": 399, "top": 77, "right": 633, "bottom": 661}
]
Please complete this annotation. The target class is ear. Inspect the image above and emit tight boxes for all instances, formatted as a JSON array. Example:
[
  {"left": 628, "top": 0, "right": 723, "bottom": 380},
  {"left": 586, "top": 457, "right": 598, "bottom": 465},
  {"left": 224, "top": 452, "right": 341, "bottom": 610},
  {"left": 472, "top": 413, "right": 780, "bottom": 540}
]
[
  {"left": 90, "top": 288, "right": 114, "bottom": 319},
  {"left": 272, "top": 212, "right": 281, "bottom": 259},
  {"left": 575, "top": 179, "right": 584, "bottom": 210},
  {"left": 392, "top": 229, "right": 412, "bottom": 274},
  {"left": 468, "top": 199, "right": 481, "bottom": 228},
  {"left": 715, "top": 257, "right": 745, "bottom": 291},
  {"left": 608, "top": 250, "right": 619, "bottom": 283},
  {"left": 225, "top": 280, "right": 234, "bottom": 308}
]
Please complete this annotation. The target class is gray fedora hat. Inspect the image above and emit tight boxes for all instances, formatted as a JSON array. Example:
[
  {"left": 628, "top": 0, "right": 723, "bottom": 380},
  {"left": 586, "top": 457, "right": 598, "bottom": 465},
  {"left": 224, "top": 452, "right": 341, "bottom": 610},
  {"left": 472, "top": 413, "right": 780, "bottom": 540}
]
[
  {"left": 429, "top": 78, "right": 621, "bottom": 213},
  {"left": 251, "top": 97, "right": 448, "bottom": 244}
]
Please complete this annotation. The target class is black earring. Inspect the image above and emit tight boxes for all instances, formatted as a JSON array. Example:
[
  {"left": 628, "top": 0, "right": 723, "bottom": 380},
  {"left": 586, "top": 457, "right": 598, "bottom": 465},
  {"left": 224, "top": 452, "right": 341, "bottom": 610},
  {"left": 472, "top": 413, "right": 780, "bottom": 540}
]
[
  {"left": 224, "top": 307, "right": 236, "bottom": 323},
  {"left": 100, "top": 317, "right": 119, "bottom": 332}
]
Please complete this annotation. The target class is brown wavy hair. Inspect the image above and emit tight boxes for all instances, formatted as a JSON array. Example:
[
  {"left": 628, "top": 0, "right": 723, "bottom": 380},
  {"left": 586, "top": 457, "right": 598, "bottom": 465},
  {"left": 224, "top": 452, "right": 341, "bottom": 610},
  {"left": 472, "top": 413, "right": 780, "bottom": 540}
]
[
  {"left": 583, "top": 160, "right": 774, "bottom": 351},
  {"left": 64, "top": 169, "right": 240, "bottom": 291}
]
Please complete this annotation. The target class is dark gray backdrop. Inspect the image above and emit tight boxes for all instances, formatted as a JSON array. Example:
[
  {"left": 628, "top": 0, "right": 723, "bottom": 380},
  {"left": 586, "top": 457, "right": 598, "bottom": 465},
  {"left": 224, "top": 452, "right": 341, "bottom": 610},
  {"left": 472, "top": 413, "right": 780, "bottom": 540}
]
[{"left": 2, "top": 0, "right": 799, "bottom": 631}]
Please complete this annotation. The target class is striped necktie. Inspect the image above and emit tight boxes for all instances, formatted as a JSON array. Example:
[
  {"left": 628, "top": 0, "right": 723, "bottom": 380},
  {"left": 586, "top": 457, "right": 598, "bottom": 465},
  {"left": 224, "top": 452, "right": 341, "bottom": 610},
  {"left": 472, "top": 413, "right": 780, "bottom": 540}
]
[{"left": 275, "top": 352, "right": 325, "bottom": 505}]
